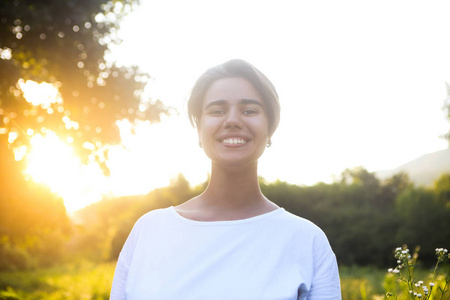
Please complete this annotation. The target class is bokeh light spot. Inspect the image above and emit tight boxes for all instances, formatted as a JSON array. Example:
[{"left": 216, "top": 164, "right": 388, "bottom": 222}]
[{"left": 19, "top": 79, "right": 63, "bottom": 108}]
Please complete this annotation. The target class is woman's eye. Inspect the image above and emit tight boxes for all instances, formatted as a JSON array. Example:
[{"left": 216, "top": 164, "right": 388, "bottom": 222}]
[
  {"left": 243, "top": 109, "right": 258, "bottom": 116},
  {"left": 208, "top": 109, "right": 225, "bottom": 115}
]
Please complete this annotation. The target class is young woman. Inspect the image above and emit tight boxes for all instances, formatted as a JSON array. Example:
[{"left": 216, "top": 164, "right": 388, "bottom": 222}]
[{"left": 110, "top": 59, "right": 341, "bottom": 299}]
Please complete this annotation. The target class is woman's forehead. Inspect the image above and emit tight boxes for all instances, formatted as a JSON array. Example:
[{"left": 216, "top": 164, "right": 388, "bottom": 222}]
[{"left": 202, "top": 77, "right": 263, "bottom": 106}]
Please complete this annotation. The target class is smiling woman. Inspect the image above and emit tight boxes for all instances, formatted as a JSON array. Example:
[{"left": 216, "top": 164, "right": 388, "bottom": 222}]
[
  {"left": 110, "top": 59, "right": 342, "bottom": 300},
  {"left": 198, "top": 77, "right": 270, "bottom": 169}
]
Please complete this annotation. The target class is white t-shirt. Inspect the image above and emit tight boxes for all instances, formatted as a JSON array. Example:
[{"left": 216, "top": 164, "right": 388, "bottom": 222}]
[{"left": 110, "top": 207, "right": 341, "bottom": 300}]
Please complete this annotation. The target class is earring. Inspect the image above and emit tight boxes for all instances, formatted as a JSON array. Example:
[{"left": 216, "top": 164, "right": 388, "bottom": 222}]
[
  {"left": 266, "top": 139, "right": 272, "bottom": 148},
  {"left": 199, "top": 141, "right": 203, "bottom": 148}
]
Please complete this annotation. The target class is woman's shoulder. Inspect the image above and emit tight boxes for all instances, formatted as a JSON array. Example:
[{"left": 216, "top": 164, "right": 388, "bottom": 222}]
[
  {"left": 274, "top": 209, "right": 329, "bottom": 239},
  {"left": 135, "top": 206, "right": 174, "bottom": 225},
  {"left": 275, "top": 209, "right": 320, "bottom": 228},
  {"left": 125, "top": 207, "right": 176, "bottom": 241},
  {"left": 275, "top": 210, "right": 336, "bottom": 258}
]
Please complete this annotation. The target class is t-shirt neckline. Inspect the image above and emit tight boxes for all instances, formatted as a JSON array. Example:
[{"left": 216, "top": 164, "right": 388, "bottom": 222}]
[{"left": 168, "top": 206, "right": 285, "bottom": 226}]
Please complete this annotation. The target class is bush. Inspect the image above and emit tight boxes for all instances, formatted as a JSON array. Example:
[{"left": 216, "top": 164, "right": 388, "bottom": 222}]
[
  {"left": 385, "top": 246, "right": 450, "bottom": 299},
  {"left": 0, "top": 238, "right": 34, "bottom": 271}
]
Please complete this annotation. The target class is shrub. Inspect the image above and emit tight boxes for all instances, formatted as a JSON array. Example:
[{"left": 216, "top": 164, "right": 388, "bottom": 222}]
[{"left": 385, "top": 246, "right": 449, "bottom": 299}]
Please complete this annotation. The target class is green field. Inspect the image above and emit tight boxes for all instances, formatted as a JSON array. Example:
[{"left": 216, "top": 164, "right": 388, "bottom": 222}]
[
  {"left": 0, "top": 263, "right": 448, "bottom": 300},
  {"left": 0, "top": 261, "right": 115, "bottom": 300}
]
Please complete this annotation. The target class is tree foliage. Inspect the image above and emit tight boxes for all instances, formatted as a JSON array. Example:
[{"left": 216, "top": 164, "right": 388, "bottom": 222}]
[
  {"left": 1, "top": 166, "right": 449, "bottom": 270},
  {"left": 263, "top": 169, "right": 449, "bottom": 267},
  {"left": 0, "top": 0, "right": 169, "bottom": 270},
  {"left": 0, "top": 0, "right": 168, "bottom": 163},
  {"left": 62, "top": 169, "right": 450, "bottom": 270}
]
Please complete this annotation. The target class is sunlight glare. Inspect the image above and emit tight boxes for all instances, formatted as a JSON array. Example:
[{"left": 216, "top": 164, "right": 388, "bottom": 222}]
[
  {"left": 18, "top": 79, "right": 62, "bottom": 108},
  {"left": 106, "top": 118, "right": 197, "bottom": 196},
  {"left": 8, "top": 131, "right": 18, "bottom": 143},
  {"left": 17, "top": 116, "right": 207, "bottom": 212},
  {"left": 24, "top": 130, "right": 108, "bottom": 212},
  {"left": 13, "top": 145, "right": 27, "bottom": 161}
]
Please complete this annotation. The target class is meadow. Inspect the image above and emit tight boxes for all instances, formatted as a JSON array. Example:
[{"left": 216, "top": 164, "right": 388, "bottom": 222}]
[
  {"left": 0, "top": 262, "right": 448, "bottom": 300},
  {"left": 0, "top": 263, "right": 385, "bottom": 299},
  {"left": 1, "top": 173, "right": 449, "bottom": 299},
  {"left": 0, "top": 261, "right": 115, "bottom": 300}
]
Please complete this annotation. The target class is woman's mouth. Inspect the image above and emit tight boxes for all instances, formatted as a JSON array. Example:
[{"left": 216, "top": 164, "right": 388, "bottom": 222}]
[{"left": 221, "top": 138, "right": 247, "bottom": 145}]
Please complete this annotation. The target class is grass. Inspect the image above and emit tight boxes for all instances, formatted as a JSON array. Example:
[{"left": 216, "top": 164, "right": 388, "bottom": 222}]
[
  {"left": 339, "top": 266, "right": 387, "bottom": 299},
  {"left": 0, "top": 261, "right": 115, "bottom": 300},
  {"left": 0, "top": 263, "right": 448, "bottom": 299},
  {"left": 339, "top": 265, "right": 450, "bottom": 300}
]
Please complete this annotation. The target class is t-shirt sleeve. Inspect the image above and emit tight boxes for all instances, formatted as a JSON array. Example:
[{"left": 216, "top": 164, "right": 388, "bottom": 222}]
[
  {"left": 110, "top": 218, "right": 143, "bottom": 300},
  {"left": 306, "top": 231, "right": 341, "bottom": 299},
  {"left": 110, "top": 251, "right": 129, "bottom": 300}
]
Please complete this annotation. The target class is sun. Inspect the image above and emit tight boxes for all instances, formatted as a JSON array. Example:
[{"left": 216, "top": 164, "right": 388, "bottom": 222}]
[
  {"left": 10, "top": 79, "right": 208, "bottom": 212},
  {"left": 24, "top": 129, "right": 107, "bottom": 212}
]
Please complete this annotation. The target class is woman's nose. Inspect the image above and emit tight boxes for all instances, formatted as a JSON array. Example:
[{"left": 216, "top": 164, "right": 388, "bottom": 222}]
[{"left": 223, "top": 108, "right": 242, "bottom": 129}]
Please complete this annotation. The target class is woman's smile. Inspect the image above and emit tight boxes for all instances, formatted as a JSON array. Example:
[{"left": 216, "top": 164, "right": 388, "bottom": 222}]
[
  {"left": 221, "top": 137, "right": 247, "bottom": 145},
  {"left": 198, "top": 77, "right": 269, "bottom": 167}
]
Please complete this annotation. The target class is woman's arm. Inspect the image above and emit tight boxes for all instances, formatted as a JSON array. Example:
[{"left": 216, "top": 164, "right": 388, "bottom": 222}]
[
  {"left": 110, "top": 253, "right": 129, "bottom": 300},
  {"left": 305, "top": 231, "right": 341, "bottom": 300},
  {"left": 307, "top": 251, "right": 341, "bottom": 299}
]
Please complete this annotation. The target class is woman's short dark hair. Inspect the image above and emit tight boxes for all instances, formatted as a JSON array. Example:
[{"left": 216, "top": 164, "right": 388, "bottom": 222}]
[{"left": 187, "top": 59, "right": 280, "bottom": 137}]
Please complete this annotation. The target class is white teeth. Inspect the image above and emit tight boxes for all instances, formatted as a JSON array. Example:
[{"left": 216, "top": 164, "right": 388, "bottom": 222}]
[{"left": 222, "top": 138, "right": 246, "bottom": 145}]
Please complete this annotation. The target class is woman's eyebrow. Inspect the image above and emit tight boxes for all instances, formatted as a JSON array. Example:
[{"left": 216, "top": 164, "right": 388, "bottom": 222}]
[
  {"left": 204, "top": 99, "right": 263, "bottom": 110},
  {"left": 240, "top": 99, "right": 263, "bottom": 107},
  {"left": 204, "top": 100, "right": 227, "bottom": 110}
]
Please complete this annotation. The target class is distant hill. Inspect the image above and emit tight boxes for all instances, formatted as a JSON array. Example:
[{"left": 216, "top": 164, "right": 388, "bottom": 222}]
[{"left": 375, "top": 149, "right": 450, "bottom": 187}]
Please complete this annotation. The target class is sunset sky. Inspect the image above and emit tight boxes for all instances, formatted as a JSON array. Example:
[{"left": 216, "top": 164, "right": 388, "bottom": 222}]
[
  {"left": 16, "top": 0, "right": 450, "bottom": 212},
  {"left": 108, "top": 0, "right": 450, "bottom": 185}
]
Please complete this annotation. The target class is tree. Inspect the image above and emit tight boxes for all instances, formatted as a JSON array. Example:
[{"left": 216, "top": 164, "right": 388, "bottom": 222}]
[
  {"left": 434, "top": 173, "right": 450, "bottom": 206},
  {"left": 0, "top": 0, "right": 168, "bottom": 165},
  {"left": 0, "top": 0, "right": 168, "bottom": 269},
  {"left": 394, "top": 186, "right": 450, "bottom": 264}
]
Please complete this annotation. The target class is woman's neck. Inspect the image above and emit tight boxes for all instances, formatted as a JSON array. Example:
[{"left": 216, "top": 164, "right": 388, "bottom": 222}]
[
  {"left": 203, "top": 164, "right": 263, "bottom": 208},
  {"left": 176, "top": 162, "right": 278, "bottom": 221}
]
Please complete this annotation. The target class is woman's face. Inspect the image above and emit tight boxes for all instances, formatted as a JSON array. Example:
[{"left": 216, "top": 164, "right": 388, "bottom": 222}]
[{"left": 198, "top": 77, "right": 269, "bottom": 168}]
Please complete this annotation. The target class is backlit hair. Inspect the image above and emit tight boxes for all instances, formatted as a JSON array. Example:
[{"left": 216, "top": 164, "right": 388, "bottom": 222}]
[{"left": 187, "top": 59, "right": 280, "bottom": 137}]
